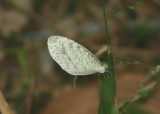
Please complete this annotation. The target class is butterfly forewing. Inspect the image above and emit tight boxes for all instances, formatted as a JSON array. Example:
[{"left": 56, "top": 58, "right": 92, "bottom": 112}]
[{"left": 48, "top": 36, "right": 105, "bottom": 75}]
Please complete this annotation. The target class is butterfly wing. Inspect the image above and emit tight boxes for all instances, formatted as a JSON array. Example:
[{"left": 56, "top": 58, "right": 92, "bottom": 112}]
[{"left": 48, "top": 36, "right": 105, "bottom": 75}]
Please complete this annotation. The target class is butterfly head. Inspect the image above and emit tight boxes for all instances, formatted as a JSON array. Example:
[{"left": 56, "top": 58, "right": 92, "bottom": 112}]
[{"left": 98, "top": 63, "right": 108, "bottom": 73}]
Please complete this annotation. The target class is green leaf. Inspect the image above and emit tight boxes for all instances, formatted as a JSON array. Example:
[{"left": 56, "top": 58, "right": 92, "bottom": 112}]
[{"left": 137, "top": 88, "right": 153, "bottom": 98}]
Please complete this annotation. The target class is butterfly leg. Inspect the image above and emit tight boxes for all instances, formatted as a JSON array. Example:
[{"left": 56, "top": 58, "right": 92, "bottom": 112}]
[
  {"left": 102, "top": 73, "right": 107, "bottom": 80},
  {"left": 73, "top": 76, "right": 78, "bottom": 90},
  {"left": 105, "top": 71, "right": 115, "bottom": 79}
]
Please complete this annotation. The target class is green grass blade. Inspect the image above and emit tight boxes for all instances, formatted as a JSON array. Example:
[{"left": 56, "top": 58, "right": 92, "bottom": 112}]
[{"left": 98, "top": 54, "right": 118, "bottom": 114}]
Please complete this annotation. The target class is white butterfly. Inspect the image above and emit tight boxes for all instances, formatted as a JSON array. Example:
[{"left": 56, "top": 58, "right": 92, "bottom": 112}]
[{"left": 47, "top": 36, "right": 108, "bottom": 75}]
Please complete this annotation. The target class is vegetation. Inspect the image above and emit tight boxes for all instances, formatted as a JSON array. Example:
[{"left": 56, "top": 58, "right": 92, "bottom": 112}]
[{"left": 0, "top": 0, "right": 160, "bottom": 114}]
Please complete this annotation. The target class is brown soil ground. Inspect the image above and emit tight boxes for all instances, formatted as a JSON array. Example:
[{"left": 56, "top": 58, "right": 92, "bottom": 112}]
[{"left": 41, "top": 72, "right": 160, "bottom": 114}]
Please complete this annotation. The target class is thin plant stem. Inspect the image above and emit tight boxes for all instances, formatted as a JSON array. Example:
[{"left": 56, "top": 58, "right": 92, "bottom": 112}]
[
  {"left": 0, "top": 91, "right": 14, "bottom": 114},
  {"left": 102, "top": 0, "right": 111, "bottom": 51}
]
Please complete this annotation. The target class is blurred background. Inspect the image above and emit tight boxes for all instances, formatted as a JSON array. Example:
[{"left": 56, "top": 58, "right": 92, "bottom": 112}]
[{"left": 0, "top": 0, "right": 160, "bottom": 114}]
